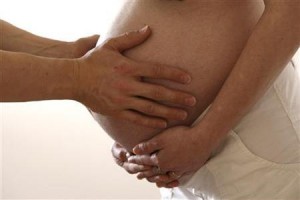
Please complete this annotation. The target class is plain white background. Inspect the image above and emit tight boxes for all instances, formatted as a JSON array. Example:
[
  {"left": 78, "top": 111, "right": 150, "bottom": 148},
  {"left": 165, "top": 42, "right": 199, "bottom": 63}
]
[{"left": 0, "top": 0, "right": 299, "bottom": 199}]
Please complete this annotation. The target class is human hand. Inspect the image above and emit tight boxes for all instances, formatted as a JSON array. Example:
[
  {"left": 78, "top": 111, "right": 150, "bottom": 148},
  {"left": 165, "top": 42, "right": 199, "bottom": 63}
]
[
  {"left": 128, "top": 126, "right": 213, "bottom": 188},
  {"left": 75, "top": 26, "right": 196, "bottom": 128},
  {"left": 111, "top": 142, "right": 152, "bottom": 174},
  {"left": 111, "top": 142, "right": 179, "bottom": 188}
]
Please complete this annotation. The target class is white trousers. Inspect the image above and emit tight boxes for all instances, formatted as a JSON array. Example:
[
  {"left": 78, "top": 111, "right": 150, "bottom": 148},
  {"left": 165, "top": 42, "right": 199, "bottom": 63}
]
[{"left": 161, "top": 61, "right": 300, "bottom": 200}]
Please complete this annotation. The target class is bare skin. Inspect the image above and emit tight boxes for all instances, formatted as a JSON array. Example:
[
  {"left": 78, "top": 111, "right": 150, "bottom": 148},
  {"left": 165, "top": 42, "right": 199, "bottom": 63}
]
[
  {"left": 111, "top": 0, "right": 300, "bottom": 188},
  {"left": 0, "top": 21, "right": 196, "bottom": 128},
  {"left": 96, "top": 0, "right": 265, "bottom": 150}
]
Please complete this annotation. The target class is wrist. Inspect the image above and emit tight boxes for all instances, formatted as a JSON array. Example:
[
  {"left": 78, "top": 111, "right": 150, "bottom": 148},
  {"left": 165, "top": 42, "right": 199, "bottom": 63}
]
[
  {"left": 47, "top": 58, "right": 78, "bottom": 100},
  {"left": 71, "top": 58, "right": 82, "bottom": 102},
  {"left": 191, "top": 121, "right": 227, "bottom": 153}
]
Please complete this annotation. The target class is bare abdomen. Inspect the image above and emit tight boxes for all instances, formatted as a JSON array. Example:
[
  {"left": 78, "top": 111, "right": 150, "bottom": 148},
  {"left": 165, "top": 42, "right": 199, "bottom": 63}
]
[{"left": 93, "top": 0, "right": 264, "bottom": 151}]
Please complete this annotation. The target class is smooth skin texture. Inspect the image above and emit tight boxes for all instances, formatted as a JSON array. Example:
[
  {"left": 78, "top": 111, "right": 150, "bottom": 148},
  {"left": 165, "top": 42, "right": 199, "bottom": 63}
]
[
  {"left": 112, "top": 0, "right": 300, "bottom": 188},
  {"left": 0, "top": 20, "right": 196, "bottom": 128}
]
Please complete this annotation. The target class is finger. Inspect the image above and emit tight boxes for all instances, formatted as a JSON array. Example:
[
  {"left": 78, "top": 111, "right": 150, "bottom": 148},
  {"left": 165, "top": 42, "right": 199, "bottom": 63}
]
[
  {"left": 133, "top": 82, "right": 196, "bottom": 107},
  {"left": 128, "top": 98, "right": 188, "bottom": 121},
  {"left": 113, "top": 157, "right": 125, "bottom": 167},
  {"left": 132, "top": 62, "right": 192, "bottom": 84},
  {"left": 137, "top": 170, "right": 157, "bottom": 179},
  {"left": 128, "top": 154, "right": 159, "bottom": 166},
  {"left": 137, "top": 166, "right": 167, "bottom": 179},
  {"left": 156, "top": 182, "right": 167, "bottom": 188},
  {"left": 122, "top": 162, "right": 152, "bottom": 174},
  {"left": 81, "top": 34, "right": 100, "bottom": 50},
  {"left": 104, "top": 25, "right": 151, "bottom": 52},
  {"left": 111, "top": 142, "right": 128, "bottom": 162},
  {"left": 146, "top": 175, "right": 174, "bottom": 183},
  {"left": 133, "top": 140, "right": 162, "bottom": 155},
  {"left": 75, "top": 34, "right": 100, "bottom": 57},
  {"left": 118, "top": 110, "right": 167, "bottom": 129},
  {"left": 156, "top": 181, "right": 179, "bottom": 188},
  {"left": 168, "top": 171, "right": 183, "bottom": 180},
  {"left": 166, "top": 180, "right": 180, "bottom": 188}
]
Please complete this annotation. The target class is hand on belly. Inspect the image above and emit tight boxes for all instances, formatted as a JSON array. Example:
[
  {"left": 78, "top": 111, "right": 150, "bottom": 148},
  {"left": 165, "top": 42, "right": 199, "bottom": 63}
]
[
  {"left": 110, "top": 125, "right": 213, "bottom": 188},
  {"left": 83, "top": 25, "right": 198, "bottom": 132}
]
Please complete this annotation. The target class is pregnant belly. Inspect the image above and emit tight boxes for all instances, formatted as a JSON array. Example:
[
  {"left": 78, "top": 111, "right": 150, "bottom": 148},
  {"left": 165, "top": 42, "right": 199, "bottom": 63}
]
[{"left": 93, "top": 0, "right": 264, "bottom": 151}]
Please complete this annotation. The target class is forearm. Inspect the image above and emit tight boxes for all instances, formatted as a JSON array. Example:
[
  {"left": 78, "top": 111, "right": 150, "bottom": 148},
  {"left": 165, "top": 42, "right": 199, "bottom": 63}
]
[
  {"left": 0, "top": 50, "right": 76, "bottom": 102},
  {"left": 194, "top": 3, "right": 300, "bottom": 149},
  {"left": 0, "top": 19, "right": 75, "bottom": 58}
]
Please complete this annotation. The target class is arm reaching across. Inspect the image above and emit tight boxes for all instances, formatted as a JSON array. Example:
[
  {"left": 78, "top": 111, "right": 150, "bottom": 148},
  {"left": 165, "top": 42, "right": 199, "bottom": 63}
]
[{"left": 0, "top": 26, "right": 196, "bottom": 128}]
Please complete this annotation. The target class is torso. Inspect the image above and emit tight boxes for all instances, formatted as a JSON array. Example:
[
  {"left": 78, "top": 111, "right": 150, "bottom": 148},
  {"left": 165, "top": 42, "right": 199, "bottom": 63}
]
[{"left": 93, "top": 0, "right": 265, "bottom": 151}]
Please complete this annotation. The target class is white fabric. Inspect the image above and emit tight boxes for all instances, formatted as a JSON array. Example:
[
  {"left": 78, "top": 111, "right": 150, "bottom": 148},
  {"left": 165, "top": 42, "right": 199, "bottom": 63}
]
[{"left": 161, "top": 61, "right": 300, "bottom": 200}]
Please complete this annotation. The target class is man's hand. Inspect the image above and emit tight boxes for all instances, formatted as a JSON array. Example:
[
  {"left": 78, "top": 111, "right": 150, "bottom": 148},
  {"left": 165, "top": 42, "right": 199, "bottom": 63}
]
[
  {"left": 128, "top": 126, "right": 213, "bottom": 187},
  {"left": 75, "top": 26, "right": 196, "bottom": 128}
]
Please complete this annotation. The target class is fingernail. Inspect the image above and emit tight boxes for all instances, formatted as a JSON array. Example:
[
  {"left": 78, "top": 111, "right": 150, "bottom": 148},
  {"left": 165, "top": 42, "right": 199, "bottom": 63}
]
[
  {"left": 133, "top": 145, "right": 142, "bottom": 155},
  {"left": 139, "top": 25, "right": 149, "bottom": 33},
  {"left": 132, "top": 148, "right": 138, "bottom": 155},
  {"left": 185, "top": 97, "right": 196, "bottom": 106},
  {"left": 181, "top": 75, "right": 191, "bottom": 84}
]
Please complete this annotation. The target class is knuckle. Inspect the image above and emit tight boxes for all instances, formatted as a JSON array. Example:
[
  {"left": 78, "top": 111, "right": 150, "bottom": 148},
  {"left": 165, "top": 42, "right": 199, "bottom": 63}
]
[
  {"left": 145, "top": 104, "right": 156, "bottom": 114},
  {"left": 112, "top": 64, "right": 126, "bottom": 73},
  {"left": 152, "top": 65, "right": 164, "bottom": 76},
  {"left": 112, "top": 79, "right": 129, "bottom": 91},
  {"left": 167, "top": 109, "right": 182, "bottom": 119},
  {"left": 114, "top": 158, "right": 124, "bottom": 167},
  {"left": 112, "top": 79, "right": 123, "bottom": 89},
  {"left": 164, "top": 89, "right": 177, "bottom": 101},
  {"left": 151, "top": 89, "right": 163, "bottom": 99},
  {"left": 141, "top": 119, "right": 154, "bottom": 128},
  {"left": 113, "top": 63, "right": 134, "bottom": 74},
  {"left": 111, "top": 95, "right": 125, "bottom": 105},
  {"left": 155, "top": 159, "right": 166, "bottom": 170},
  {"left": 172, "top": 91, "right": 183, "bottom": 101},
  {"left": 127, "top": 166, "right": 137, "bottom": 174},
  {"left": 155, "top": 158, "right": 161, "bottom": 168},
  {"left": 132, "top": 165, "right": 140, "bottom": 173},
  {"left": 131, "top": 116, "right": 141, "bottom": 124}
]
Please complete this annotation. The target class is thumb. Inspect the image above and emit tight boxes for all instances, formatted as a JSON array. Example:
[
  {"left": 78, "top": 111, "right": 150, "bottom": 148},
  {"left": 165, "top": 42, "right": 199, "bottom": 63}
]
[
  {"left": 111, "top": 142, "right": 127, "bottom": 162},
  {"left": 104, "top": 25, "right": 151, "bottom": 52},
  {"left": 80, "top": 34, "right": 100, "bottom": 50},
  {"left": 133, "top": 138, "right": 161, "bottom": 155},
  {"left": 75, "top": 34, "right": 100, "bottom": 57}
]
